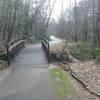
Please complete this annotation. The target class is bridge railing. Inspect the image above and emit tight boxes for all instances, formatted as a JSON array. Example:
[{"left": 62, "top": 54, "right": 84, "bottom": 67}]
[
  {"left": 0, "top": 39, "right": 25, "bottom": 65},
  {"left": 41, "top": 35, "right": 50, "bottom": 61}
]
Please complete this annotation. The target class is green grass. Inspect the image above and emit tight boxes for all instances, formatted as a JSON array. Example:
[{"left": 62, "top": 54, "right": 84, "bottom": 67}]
[{"left": 50, "top": 67, "right": 79, "bottom": 99}]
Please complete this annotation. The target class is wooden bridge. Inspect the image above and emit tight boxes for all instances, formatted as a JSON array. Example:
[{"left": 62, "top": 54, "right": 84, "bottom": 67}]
[
  {"left": 0, "top": 35, "right": 57, "bottom": 65},
  {"left": 0, "top": 35, "right": 63, "bottom": 65}
]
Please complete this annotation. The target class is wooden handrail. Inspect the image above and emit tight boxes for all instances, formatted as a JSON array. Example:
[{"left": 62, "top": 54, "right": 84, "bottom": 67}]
[
  {"left": 41, "top": 35, "right": 50, "bottom": 62},
  {"left": 8, "top": 40, "right": 25, "bottom": 51},
  {"left": 0, "top": 39, "right": 25, "bottom": 65},
  {"left": 7, "top": 38, "right": 21, "bottom": 48}
]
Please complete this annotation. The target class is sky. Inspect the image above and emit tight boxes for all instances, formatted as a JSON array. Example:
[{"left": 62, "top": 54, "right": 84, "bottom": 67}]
[{"left": 51, "top": 0, "right": 81, "bottom": 20}]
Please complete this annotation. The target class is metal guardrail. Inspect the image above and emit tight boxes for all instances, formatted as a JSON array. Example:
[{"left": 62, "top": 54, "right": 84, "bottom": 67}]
[{"left": 0, "top": 39, "right": 25, "bottom": 65}]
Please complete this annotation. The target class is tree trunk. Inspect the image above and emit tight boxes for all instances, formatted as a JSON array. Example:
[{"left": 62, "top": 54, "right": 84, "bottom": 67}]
[{"left": 97, "top": 0, "right": 100, "bottom": 48}]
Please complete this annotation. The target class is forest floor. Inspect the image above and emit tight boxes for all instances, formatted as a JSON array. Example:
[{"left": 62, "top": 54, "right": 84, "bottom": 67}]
[
  {"left": 52, "top": 61, "right": 100, "bottom": 100},
  {"left": 49, "top": 40, "right": 100, "bottom": 100},
  {"left": 67, "top": 71, "right": 100, "bottom": 100},
  {"left": 69, "top": 62, "right": 100, "bottom": 95}
]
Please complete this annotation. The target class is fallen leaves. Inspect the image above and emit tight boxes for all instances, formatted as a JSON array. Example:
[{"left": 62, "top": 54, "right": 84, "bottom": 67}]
[{"left": 68, "top": 61, "right": 100, "bottom": 97}]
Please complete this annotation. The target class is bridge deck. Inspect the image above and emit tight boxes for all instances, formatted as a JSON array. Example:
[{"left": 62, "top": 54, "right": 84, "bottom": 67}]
[{"left": 0, "top": 43, "right": 79, "bottom": 100}]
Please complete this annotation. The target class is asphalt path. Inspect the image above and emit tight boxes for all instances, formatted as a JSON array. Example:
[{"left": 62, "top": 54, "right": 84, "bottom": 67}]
[{"left": 0, "top": 43, "right": 79, "bottom": 100}]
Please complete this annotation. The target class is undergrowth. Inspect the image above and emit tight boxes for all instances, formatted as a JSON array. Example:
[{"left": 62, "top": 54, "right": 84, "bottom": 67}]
[{"left": 70, "top": 41, "right": 100, "bottom": 61}]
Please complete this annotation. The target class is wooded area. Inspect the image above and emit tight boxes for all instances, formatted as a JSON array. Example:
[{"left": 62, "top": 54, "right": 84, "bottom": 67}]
[
  {"left": 48, "top": 0, "right": 100, "bottom": 48},
  {"left": 0, "top": 0, "right": 100, "bottom": 49},
  {"left": 44, "top": 0, "right": 100, "bottom": 63},
  {"left": 0, "top": 0, "right": 56, "bottom": 47},
  {"left": 0, "top": 0, "right": 100, "bottom": 99}
]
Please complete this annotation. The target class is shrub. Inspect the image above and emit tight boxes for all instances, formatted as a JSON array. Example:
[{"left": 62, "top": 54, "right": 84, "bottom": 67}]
[
  {"left": 29, "top": 35, "right": 36, "bottom": 43},
  {"left": 70, "top": 42, "right": 95, "bottom": 61},
  {"left": 94, "top": 49, "right": 100, "bottom": 64}
]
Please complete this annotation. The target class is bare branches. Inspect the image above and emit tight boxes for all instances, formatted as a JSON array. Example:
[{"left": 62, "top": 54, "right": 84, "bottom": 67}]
[
  {"left": 0, "top": 0, "right": 50, "bottom": 44},
  {"left": 46, "top": 0, "right": 56, "bottom": 28}
]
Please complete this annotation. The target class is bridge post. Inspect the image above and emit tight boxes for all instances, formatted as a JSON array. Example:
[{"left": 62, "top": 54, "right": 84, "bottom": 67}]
[
  {"left": 6, "top": 45, "right": 10, "bottom": 66},
  {"left": 41, "top": 36, "right": 51, "bottom": 63}
]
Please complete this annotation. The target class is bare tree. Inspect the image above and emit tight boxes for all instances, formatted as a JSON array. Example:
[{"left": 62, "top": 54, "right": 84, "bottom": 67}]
[
  {"left": 97, "top": 0, "right": 100, "bottom": 48},
  {"left": 0, "top": 0, "right": 50, "bottom": 46}
]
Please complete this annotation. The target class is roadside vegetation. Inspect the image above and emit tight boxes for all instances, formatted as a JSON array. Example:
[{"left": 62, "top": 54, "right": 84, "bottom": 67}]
[
  {"left": 50, "top": 67, "right": 79, "bottom": 99},
  {"left": 70, "top": 41, "right": 100, "bottom": 61},
  {"left": 47, "top": 0, "right": 100, "bottom": 65}
]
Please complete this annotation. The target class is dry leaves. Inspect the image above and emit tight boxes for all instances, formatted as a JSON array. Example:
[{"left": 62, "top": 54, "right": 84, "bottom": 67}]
[{"left": 69, "top": 61, "right": 100, "bottom": 96}]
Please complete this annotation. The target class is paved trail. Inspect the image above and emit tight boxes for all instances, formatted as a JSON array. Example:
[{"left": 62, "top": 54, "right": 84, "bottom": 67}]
[{"left": 0, "top": 43, "right": 79, "bottom": 100}]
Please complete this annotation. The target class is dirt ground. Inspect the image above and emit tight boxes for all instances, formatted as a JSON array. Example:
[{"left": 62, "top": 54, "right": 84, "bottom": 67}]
[
  {"left": 54, "top": 62, "right": 100, "bottom": 100},
  {"left": 69, "top": 61, "right": 100, "bottom": 96},
  {"left": 60, "top": 61, "right": 100, "bottom": 100},
  {"left": 67, "top": 71, "right": 100, "bottom": 100}
]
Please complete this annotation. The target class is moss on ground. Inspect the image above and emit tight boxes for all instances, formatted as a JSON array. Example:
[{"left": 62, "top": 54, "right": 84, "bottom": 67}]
[{"left": 50, "top": 67, "right": 80, "bottom": 100}]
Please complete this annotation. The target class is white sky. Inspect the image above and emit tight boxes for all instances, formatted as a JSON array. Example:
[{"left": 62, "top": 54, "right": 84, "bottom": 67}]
[{"left": 51, "top": 0, "right": 81, "bottom": 20}]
